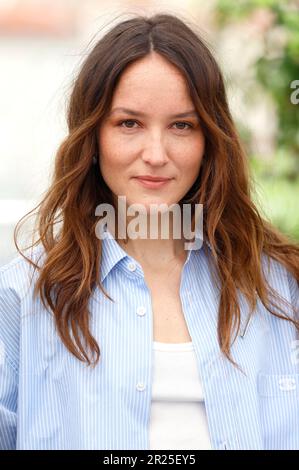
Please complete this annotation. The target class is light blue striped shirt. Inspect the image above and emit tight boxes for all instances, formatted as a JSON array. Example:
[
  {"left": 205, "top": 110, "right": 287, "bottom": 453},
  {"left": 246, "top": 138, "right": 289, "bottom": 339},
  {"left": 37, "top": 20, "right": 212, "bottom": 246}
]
[{"left": 0, "top": 228, "right": 299, "bottom": 450}]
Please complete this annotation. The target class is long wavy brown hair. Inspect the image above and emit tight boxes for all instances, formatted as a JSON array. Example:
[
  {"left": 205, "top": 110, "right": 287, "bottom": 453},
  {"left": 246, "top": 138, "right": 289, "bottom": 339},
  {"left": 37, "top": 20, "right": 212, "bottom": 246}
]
[{"left": 14, "top": 13, "right": 299, "bottom": 370}]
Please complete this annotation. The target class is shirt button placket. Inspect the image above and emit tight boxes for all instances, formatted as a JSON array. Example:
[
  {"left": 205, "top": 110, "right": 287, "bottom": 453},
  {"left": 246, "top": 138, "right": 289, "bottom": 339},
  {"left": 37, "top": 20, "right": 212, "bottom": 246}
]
[
  {"left": 135, "top": 302, "right": 147, "bottom": 395},
  {"left": 136, "top": 382, "right": 146, "bottom": 392},
  {"left": 127, "top": 261, "right": 137, "bottom": 272},
  {"left": 136, "top": 306, "right": 146, "bottom": 317}
]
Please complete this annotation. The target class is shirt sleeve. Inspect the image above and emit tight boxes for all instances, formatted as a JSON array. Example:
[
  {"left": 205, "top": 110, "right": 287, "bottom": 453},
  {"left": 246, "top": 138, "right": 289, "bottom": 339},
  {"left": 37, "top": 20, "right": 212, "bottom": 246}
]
[
  {"left": 287, "top": 269, "right": 299, "bottom": 320},
  {"left": 288, "top": 272, "right": 299, "bottom": 314},
  {"left": 0, "top": 353, "right": 18, "bottom": 449},
  {"left": 0, "top": 268, "right": 20, "bottom": 450}
]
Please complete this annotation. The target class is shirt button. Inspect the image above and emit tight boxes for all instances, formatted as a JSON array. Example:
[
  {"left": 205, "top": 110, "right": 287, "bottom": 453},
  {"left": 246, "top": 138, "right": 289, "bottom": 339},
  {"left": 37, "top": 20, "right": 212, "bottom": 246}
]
[
  {"left": 278, "top": 377, "right": 296, "bottom": 391},
  {"left": 136, "top": 382, "right": 146, "bottom": 392},
  {"left": 136, "top": 306, "right": 146, "bottom": 316},
  {"left": 128, "top": 262, "right": 137, "bottom": 272}
]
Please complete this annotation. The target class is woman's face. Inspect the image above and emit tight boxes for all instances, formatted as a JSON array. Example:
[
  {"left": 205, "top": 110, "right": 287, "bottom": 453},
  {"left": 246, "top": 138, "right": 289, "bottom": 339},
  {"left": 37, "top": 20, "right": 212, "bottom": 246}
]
[{"left": 98, "top": 52, "right": 205, "bottom": 212}]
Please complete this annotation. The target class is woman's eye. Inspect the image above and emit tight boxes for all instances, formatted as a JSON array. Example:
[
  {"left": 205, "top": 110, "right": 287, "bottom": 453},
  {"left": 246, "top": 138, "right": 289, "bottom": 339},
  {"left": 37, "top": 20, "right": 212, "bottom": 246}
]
[
  {"left": 119, "top": 119, "right": 139, "bottom": 129},
  {"left": 118, "top": 120, "right": 193, "bottom": 131},
  {"left": 173, "top": 122, "right": 193, "bottom": 130}
]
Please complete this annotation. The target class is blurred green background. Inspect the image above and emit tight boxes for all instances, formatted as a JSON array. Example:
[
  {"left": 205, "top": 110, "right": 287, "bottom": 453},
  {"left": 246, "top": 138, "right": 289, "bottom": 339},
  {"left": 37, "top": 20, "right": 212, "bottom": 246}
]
[{"left": 215, "top": 0, "right": 299, "bottom": 241}]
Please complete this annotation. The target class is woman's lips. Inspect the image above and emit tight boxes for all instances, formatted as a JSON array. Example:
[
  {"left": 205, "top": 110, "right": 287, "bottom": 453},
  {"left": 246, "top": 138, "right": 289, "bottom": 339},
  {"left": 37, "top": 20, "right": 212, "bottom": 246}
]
[{"left": 133, "top": 177, "right": 172, "bottom": 189}]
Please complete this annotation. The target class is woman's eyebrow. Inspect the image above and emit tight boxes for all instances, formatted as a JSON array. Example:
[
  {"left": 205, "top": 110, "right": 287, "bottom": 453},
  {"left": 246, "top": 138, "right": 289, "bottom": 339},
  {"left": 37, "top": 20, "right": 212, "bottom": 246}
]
[{"left": 109, "top": 107, "right": 198, "bottom": 118}]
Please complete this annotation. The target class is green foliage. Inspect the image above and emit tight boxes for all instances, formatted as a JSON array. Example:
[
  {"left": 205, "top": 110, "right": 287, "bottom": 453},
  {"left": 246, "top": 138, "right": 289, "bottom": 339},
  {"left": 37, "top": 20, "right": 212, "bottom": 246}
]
[
  {"left": 250, "top": 154, "right": 299, "bottom": 242},
  {"left": 216, "top": 0, "right": 299, "bottom": 163},
  {"left": 216, "top": 0, "right": 279, "bottom": 22},
  {"left": 216, "top": 1, "right": 299, "bottom": 241}
]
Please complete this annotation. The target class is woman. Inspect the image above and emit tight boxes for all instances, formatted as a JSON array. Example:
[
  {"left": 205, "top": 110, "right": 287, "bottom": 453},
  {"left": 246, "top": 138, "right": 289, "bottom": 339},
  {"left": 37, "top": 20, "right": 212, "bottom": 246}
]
[{"left": 0, "top": 13, "right": 299, "bottom": 451}]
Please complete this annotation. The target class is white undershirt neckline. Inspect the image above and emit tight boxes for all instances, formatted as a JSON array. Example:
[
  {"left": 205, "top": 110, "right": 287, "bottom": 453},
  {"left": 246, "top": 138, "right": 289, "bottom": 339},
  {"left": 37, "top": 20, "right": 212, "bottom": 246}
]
[{"left": 153, "top": 340, "right": 194, "bottom": 351}]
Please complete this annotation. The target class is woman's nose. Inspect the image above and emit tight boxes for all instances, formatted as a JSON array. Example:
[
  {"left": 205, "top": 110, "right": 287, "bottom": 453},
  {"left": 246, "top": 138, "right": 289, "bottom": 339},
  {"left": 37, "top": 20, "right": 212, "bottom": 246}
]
[{"left": 141, "top": 140, "right": 169, "bottom": 166}]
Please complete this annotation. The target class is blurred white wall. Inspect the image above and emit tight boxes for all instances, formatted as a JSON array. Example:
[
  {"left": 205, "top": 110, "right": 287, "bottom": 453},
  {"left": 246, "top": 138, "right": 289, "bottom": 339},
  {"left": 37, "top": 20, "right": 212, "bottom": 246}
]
[{"left": 0, "top": 35, "right": 80, "bottom": 265}]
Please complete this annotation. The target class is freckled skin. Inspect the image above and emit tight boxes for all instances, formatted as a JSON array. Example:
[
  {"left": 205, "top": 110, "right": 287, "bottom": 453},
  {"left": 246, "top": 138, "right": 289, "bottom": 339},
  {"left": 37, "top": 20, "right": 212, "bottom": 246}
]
[{"left": 98, "top": 51, "right": 205, "bottom": 212}]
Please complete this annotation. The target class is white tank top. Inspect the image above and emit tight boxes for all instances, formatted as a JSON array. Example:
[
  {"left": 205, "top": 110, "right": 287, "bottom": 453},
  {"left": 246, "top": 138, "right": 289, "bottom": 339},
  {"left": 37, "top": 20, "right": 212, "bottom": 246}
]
[{"left": 149, "top": 341, "right": 213, "bottom": 450}]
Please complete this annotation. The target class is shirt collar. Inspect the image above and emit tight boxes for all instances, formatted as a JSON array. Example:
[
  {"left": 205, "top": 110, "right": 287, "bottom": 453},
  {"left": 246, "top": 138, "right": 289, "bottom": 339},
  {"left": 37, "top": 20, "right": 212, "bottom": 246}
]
[
  {"left": 100, "top": 227, "right": 128, "bottom": 283},
  {"left": 99, "top": 223, "right": 212, "bottom": 283}
]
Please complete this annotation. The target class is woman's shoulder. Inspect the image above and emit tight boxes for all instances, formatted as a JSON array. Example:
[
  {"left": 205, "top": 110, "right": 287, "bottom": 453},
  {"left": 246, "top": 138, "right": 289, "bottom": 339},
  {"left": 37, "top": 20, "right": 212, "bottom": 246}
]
[
  {"left": 261, "top": 251, "right": 299, "bottom": 314},
  {"left": 0, "top": 245, "right": 47, "bottom": 371},
  {"left": 0, "top": 244, "right": 46, "bottom": 297}
]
